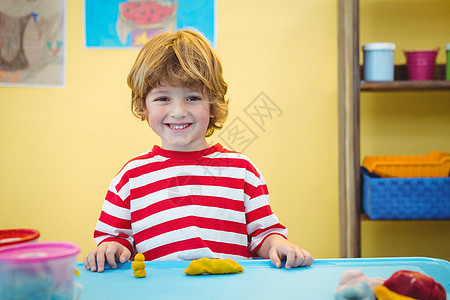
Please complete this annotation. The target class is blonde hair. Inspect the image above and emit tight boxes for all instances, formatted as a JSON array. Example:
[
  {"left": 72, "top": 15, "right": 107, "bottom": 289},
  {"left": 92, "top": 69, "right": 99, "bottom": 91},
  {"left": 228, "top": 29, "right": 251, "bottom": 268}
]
[{"left": 127, "top": 29, "right": 228, "bottom": 137}]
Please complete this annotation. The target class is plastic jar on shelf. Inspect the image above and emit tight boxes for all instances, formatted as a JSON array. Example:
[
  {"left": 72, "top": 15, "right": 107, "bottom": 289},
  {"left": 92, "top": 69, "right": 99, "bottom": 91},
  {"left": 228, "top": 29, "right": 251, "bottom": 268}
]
[{"left": 362, "top": 42, "right": 396, "bottom": 81}]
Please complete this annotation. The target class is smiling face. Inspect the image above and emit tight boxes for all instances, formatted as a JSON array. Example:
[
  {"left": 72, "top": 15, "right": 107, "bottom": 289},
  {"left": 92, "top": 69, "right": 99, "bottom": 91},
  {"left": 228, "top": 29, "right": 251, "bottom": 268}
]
[
  {"left": 145, "top": 83, "right": 212, "bottom": 152},
  {"left": 128, "top": 30, "right": 228, "bottom": 137}
]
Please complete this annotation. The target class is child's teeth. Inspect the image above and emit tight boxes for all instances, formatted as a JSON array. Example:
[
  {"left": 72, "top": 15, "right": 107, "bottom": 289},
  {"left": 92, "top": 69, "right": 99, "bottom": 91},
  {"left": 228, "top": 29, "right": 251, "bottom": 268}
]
[{"left": 170, "top": 124, "right": 189, "bottom": 129}]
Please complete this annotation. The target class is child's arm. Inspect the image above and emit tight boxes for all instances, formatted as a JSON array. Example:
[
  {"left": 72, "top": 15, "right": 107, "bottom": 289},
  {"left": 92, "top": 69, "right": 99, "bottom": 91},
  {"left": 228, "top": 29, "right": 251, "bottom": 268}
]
[
  {"left": 83, "top": 241, "right": 131, "bottom": 273},
  {"left": 256, "top": 234, "right": 314, "bottom": 269}
]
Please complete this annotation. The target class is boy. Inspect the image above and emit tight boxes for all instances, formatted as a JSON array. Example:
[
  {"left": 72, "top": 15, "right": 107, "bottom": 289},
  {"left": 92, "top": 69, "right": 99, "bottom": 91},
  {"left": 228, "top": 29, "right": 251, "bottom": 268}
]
[{"left": 83, "top": 29, "right": 313, "bottom": 272}]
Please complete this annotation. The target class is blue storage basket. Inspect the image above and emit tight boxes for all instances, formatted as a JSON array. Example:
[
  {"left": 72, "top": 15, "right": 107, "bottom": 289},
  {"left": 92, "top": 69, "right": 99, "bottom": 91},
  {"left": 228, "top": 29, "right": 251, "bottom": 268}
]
[{"left": 361, "top": 167, "right": 450, "bottom": 220}]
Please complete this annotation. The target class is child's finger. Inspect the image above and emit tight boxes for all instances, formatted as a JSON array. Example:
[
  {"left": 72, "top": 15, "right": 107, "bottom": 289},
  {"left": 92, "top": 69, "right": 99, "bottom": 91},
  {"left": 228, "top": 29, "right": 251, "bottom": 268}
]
[
  {"left": 82, "top": 255, "right": 89, "bottom": 270},
  {"left": 289, "top": 248, "right": 305, "bottom": 268},
  {"left": 269, "top": 247, "right": 282, "bottom": 268},
  {"left": 105, "top": 246, "right": 118, "bottom": 269},
  {"left": 95, "top": 248, "right": 106, "bottom": 273},
  {"left": 86, "top": 250, "right": 99, "bottom": 272},
  {"left": 299, "top": 249, "right": 314, "bottom": 267},
  {"left": 285, "top": 248, "right": 302, "bottom": 269},
  {"left": 119, "top": 248, "right": 131, "bottom": 263}
]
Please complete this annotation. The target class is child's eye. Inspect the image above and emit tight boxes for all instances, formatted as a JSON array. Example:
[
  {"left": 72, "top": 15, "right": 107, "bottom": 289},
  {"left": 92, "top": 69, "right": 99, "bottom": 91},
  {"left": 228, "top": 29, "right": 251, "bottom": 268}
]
[
  {"left": 155, "top": 97, "right": 169, "bottom": 102},
  {"left": 186, "top": 96, "right": 201, "bottom": 101}
]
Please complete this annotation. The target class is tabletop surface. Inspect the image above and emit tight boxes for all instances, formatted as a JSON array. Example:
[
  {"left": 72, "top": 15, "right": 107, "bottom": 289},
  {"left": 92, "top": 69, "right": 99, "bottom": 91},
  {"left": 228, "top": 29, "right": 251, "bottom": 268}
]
[{"left": 75, "top": 257, "right": 450, "bottom": 299}]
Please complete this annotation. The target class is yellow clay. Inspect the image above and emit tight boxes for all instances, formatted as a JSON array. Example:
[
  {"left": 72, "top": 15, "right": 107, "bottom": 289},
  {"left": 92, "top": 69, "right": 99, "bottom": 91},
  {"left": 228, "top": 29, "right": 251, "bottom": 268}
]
[
  {"left": 134, "top": 253, "right": 145, "bottom": 261},
  {"left": 133, "top": 269, "right": 146, "bottom": 278},
  {"left": 184, "top": 258, "right": 244, "bottom": 276},
  {"left": 132, "top": 253, "right": 146, "bottom": 278},
  {"left": 374, "top": 286, "right": 416, "bottom": 300},
  {"left": 132, "top": 261, "right": 146, "bottom": 271},
  {"left": 74, "top": 269, "right": 80, "bottom": 276}
]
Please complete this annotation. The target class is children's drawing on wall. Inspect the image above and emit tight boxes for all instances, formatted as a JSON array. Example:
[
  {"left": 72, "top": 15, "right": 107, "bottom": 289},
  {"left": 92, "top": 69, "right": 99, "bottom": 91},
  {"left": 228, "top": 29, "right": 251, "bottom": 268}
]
[
  {"left": 0, "top": 0, "right": 65, "bottom": 88},
  {"left": 84, "top": 0, "right": 216, "bottom": 49},
  {"left": 116, "top": 1, "right": 177, "bottom": 47}
]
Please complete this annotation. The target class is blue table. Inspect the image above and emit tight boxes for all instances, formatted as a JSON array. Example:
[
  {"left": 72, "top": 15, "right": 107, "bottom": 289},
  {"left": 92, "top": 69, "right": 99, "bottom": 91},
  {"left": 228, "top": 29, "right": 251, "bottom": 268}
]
[{"left": 75, "top": 257, "right": 450, "bottom": 299}]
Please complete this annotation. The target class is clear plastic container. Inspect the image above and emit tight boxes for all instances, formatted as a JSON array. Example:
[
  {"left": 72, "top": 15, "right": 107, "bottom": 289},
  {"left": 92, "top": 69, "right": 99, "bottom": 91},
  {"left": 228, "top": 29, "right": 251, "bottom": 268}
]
[{"left": 0, "top": 242, "right": 81, "bottom": 300}]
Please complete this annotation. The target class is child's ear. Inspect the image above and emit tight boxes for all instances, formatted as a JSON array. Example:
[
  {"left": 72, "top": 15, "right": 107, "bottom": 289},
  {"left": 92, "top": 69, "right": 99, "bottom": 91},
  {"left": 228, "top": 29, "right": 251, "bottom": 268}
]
[
  {"left": 209, "top": 104, "right": 215, "bottom": 118},
  {"left": 141, "top": 107, "right": 149, "bottom": 121}
]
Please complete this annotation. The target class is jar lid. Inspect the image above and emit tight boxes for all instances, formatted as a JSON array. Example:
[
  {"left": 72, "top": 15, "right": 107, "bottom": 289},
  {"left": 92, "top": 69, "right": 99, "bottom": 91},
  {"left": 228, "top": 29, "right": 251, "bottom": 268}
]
[
  {"left": 0, "top": 242, "right": 80, "bottom": 263},
  {"left": 0, "top": 229, "right": 40, "bottom": 247},
  {"left": 446, "top": 43, "right": 450, "bottom": 51},
  {"left": 363, "top": 42, "right": 396, "bottom": 51}
]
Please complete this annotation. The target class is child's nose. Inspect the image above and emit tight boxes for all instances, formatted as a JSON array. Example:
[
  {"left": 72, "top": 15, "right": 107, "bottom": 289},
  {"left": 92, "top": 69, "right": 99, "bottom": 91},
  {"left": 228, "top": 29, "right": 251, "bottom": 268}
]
[{"left": 170, "top": 100, "right": 187, "bottom": 117}]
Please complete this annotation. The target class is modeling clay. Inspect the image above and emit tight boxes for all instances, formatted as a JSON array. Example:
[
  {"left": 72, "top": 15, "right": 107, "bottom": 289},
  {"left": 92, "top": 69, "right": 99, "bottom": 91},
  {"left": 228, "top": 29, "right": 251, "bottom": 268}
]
[
  {"left": 134, "top": 253, "right": 145, "bottom": 261},
  {"left": 374, "top": 286, "right": 416, "bottom": 300},
  {"left": 132, "top": 253, "right": 146, "bottom": 278},
  {"left": 337, "top": 270, "right": 385, "bottom": 291},
  {"left": 131, "top": 261, "right": 145, "bottom": 270},
  {"left": 383, "top": 270, "right": 446, "bottom": 300},
  {"left": 184, "top": 258, "right": 244, "bottom": 275},
  {"left": 335, "top": 281, "right": 375, "bottom": 300},
  {"left": 133, "top": 269, "right": 146, "bottom": 278},
  {"left": 74, "top": 268, "right": 80, "bottom": 276},
  {"left": 334, "top": 270, "right": 385, "bottom": 300}
]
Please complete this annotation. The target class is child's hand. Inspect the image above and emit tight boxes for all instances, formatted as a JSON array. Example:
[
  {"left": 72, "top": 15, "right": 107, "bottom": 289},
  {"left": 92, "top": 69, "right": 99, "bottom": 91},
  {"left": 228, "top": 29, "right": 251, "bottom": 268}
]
[
  {"left": 83, "top": 242, "right": 131, "bottom": 273},
  {"left": 258, "top": 235, "right": 314, "bottom": 269}
]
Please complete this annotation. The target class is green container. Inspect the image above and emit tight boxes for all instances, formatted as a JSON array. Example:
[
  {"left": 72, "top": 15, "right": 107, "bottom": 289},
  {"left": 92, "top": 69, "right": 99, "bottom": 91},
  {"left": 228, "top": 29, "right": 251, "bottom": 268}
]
[{"left": 447, "top": 43, "right": 450, "bottom": 80}]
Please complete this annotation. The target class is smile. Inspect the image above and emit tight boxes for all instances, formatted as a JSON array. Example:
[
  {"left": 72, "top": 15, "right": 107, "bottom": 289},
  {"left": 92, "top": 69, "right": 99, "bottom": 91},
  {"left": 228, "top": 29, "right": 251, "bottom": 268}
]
[{"left": 166, "top": 123, "right": 191, "bottom": 130}]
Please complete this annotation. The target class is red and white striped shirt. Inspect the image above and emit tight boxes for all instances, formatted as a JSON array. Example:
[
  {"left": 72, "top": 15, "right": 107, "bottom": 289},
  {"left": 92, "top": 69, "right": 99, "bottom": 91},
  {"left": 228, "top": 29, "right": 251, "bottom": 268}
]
[{"left": 94, "top": 143, "right": 287, "bottom": 261}]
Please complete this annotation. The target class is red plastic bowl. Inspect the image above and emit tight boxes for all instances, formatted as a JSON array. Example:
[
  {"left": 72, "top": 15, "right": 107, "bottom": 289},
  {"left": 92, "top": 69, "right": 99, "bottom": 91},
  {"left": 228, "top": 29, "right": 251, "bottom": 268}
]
[{"left": 0, "top": 229, "right": 40, "bottom": 247}]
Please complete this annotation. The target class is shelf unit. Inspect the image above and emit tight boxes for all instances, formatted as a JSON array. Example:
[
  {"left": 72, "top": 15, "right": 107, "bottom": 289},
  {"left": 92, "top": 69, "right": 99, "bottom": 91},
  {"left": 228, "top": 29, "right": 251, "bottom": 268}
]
[
  {"left": 361, "top": 64, "right": 450, "bottom": 91},
  {"left": 337, "top": 0, "right": 450, "bottom": 258}
]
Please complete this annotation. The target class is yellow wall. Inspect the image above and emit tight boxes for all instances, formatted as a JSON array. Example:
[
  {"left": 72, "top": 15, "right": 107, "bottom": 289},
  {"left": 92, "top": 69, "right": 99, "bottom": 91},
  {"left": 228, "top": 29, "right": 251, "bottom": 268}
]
[{"left": 0, "top": 0, "right": 448, "bottom": 262}]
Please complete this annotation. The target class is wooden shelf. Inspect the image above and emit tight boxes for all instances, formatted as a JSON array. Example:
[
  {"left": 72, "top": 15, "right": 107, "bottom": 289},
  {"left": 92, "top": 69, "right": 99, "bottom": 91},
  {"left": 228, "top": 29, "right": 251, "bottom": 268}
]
[
  {"left": 361, "top": 80, "right": 450, "bottom": 91},
  {"left": 361, "top": 64, "right": 450, "bottom": 91}
]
